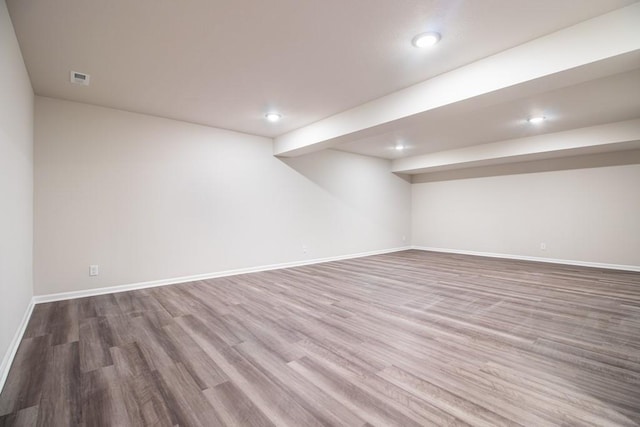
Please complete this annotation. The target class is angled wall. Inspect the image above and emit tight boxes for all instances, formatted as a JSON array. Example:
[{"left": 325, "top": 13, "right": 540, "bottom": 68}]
[{"left": 34, "top": 97, "right": 411, "bottom": 296}]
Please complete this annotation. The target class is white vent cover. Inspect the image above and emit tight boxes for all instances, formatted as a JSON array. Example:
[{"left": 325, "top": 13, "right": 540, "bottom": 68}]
[{"left": 70, "top": 71, "right": 90, "bottom": 86}]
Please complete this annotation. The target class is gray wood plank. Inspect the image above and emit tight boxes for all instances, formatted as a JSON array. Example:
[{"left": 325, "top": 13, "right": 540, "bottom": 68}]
[{"left": 1, "top": 250, "right": 639, "bottom": 426}]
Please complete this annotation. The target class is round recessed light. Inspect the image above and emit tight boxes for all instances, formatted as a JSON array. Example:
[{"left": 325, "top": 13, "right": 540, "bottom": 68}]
[
  {"left": 412, "top": 31, "right": 441, "bottom": 48},
  {"left": 395, "top": 144, "right": 405, "bottom": 151},
  {"left": 265, "top": 113, "right": 282, "bottom": 122},
  {"left": 527, "top": 116, "right": 546, "bottom": 124}
]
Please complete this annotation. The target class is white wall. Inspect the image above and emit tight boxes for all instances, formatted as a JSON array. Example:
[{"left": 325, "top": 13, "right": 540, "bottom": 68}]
[
  {"left": 34, "top": 97, "right": 411, "bottom": 295},
  {"left": 0, "top": 0, "right": 34, "bottom": 376},
  {"left": 412, "top": 152, "right": 640, "bottom": 268}
]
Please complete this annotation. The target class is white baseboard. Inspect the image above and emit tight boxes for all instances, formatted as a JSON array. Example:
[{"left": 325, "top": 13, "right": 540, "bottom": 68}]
[
  {"left": 0, "top": 298, "right": 35, "bottom": 393},
  {"left": 412, "top": 246, "right": 640, "bottom": 272},
  {"left": 33, "top": 246, "right": 412, "bottom": 304}
]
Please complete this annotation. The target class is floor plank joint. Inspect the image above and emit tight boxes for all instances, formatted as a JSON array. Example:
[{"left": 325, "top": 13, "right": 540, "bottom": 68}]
[{"left": 1, "top": 250, "right": 639, "bottom": 426}]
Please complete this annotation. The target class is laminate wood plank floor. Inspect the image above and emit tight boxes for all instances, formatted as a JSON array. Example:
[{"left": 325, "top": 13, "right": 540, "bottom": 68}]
[{"left": 1, "top": 250, "right": 639, "bottom": 426}]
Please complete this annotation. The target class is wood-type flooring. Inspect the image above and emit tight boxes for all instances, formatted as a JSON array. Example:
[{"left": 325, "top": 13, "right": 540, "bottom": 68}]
[{"left": 1, "top": 250, "right": 639, "bottom": 426}]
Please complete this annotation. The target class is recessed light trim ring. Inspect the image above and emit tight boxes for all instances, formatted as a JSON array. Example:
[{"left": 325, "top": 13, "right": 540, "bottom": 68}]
[
  {"left": 412, "top": 31, "right": 441, "bottom": 48},
  {"left": 265, "top": 113, "right": 282, "bottom": 122},
  {"left": 528, "top": 116, "right": 546, "bottom": 124}
]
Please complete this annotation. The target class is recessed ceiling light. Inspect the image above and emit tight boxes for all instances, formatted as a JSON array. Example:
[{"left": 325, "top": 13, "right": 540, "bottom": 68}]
[
  {"left": 412, "top": 32, "right": 441, "bottom": 48},
  {"left": 265, "top": 113, "right": 282, "bottom": 122},
  {"left": 527, "top": 116, "right": 546, "bottom": 124},
  {"left": 395, "top": 144, "right": 405, "bottom": 151}
]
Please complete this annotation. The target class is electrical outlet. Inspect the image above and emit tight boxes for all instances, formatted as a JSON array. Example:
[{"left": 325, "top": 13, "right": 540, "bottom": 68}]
[
  {"left": 402, "top": 235, "right": 406, "bottom": 242},
  {"left": 302, "top": 245, "right": 308, "bottom": 254},
  {"left": 90, "top": 265, "right": 99, "bottom": 276},
  {"left": 540, "top": 243, "right": 547, "bottom": 251}
]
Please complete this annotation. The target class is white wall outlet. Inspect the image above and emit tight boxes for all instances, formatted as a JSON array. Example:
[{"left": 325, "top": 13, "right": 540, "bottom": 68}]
[
  {"left": 302, "top": 245, "right": 308, "bottom": 254},
  {"left": 540, "top": 243, "right": 547, "bottom": 251},
  {"left": 402, "top": 235, "right": 406, "bottom": 242},
  {"left": 89, "top": 264, "right": 99, "bottom": 276}
]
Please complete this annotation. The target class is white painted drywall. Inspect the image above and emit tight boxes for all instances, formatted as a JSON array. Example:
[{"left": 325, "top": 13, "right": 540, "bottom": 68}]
[
  {"left": 275, "top": 3, "right": 640, "bottom": 156},
  {"left": 34, "top": 97, "right": 411, "bottom": 295},
  {"left": 0, "top": 0, "right": 34, "bottom": 371},
  {"left": 411, "top": 153, "right": 640, "bottom": 266}
]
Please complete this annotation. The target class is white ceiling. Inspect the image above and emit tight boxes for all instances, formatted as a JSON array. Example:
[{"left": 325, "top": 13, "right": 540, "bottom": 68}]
[
  {"left": 337, "top": 68, "right": 640, "bottom": 159},
  {"left": 7, "top": 0, "right": 638, "bottom": 140}
]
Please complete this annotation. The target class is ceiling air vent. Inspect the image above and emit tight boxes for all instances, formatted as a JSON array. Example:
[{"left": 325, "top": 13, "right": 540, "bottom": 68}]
[{"left": 70, "top": 71, "right": 90, "bottom": 86}]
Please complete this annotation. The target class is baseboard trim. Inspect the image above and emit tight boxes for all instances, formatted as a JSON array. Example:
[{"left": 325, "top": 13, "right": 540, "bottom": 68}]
[
  {"left": 0, "top": 298, "right": 35, "bottom": 393},
  {"left": 33, "top": 246, "right": 412, "bottom": 304},
  {"left": 412, "top": 246, "right": 640, "bottom": 272}
]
